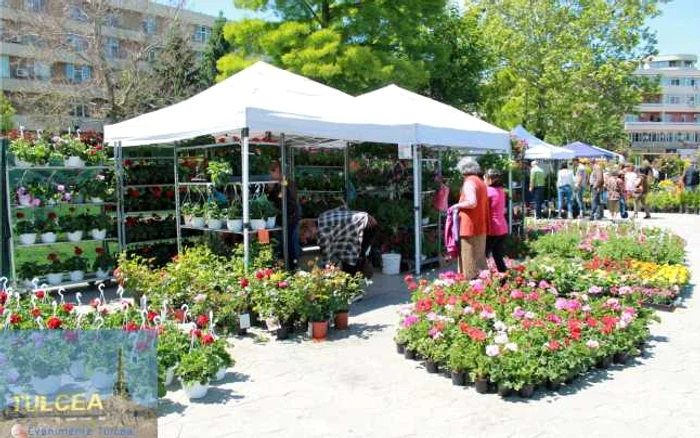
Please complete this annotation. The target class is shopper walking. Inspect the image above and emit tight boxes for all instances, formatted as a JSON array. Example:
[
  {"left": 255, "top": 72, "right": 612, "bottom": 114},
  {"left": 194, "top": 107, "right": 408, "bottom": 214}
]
[
  {"left": 632, "top": 166, "right": 651, "bottom": 219},
  {"left": 450, "top": 157, "right": 490, "bottom": 280},
  {"left": 556, "top": 163, "right": 574, "bottom": 219},
  {"left": 588, "top": 161, "right": 604, "bottom": 220},
  {"left": 484, "top": 169, "right": 508, "bottom": 273},
  {"left": 573, "top": 159, "right": 587, "bottom": 217},
  {"left": 605, "top": 170, "right": 623, "bottom": 220},
  {"left": 681, "top": 160, "right": 699, "bottom": 192},
  {"left": 529, "top": 161, "right": 546, "bottom": 219}
]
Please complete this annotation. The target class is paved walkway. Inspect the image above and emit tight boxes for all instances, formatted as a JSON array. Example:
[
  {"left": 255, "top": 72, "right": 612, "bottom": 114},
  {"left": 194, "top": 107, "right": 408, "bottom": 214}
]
[{"left": 159, "top": 213, "right": 700, "bottom": 438}]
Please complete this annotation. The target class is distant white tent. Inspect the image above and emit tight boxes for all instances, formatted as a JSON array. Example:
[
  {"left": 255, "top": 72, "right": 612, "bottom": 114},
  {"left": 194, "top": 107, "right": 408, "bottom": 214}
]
[{"left": 510, "top": 125, "right": 574, "bottom": 160}]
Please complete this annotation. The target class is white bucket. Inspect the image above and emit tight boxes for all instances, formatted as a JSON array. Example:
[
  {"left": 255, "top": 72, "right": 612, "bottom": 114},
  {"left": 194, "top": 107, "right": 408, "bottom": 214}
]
[{"left": 381, "top": 253, "right": 401, "bottom": 275}]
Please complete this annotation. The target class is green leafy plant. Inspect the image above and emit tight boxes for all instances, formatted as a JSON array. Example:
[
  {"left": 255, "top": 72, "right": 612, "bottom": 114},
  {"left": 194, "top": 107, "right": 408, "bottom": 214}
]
[
  {"left": 175, "top": 346, "right": 218, "bottom": 385},
  {"left": 206, "top": 160, "right": 233, "bottom": 186},
  {"left": 65, "top": 247, "right": 88, "bottom": 271},
  {"left": 227, "top": 198, "right": 242, "bottom": 219}
]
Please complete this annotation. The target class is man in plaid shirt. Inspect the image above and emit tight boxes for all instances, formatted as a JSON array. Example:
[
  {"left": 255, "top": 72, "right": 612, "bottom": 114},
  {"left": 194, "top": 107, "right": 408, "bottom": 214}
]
[{"left": 317, "top": 206, "right": 376, "bottom": 276}]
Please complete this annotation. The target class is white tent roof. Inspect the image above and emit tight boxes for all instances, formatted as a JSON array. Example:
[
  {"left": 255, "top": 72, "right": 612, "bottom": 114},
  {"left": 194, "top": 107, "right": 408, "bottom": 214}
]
[
  {"left": 355, "top": 85, "right": 509, "bottom": 151},
  {"left": 104, "top": 62, "right": 412, "bottom": 147},
  {"left": 510, "top": 125, "right": 574, "bottom": 160}
]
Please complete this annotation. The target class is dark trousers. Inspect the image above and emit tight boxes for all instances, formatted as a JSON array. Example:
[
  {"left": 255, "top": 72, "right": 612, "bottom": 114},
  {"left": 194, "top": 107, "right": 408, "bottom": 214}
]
[
  {"left": 343, "top": 221, "right": 377, "bottom": 276},
  {"left": 532, "top": 187, "right": 545, "bottom": 218},
  {"left": 589, "top": 188, "right": 604, "bottom": 220},
  {"left": 485, "top": 235, "right": 507, "bottom": 273}
]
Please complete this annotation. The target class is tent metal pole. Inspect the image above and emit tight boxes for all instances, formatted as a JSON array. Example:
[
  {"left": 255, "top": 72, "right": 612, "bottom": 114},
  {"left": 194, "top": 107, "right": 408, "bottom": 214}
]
[
  {"left": 280, "top": 134, "right": 289, "bottom": 270},
  {"left": 508, "top": 148, "right": 513, "bottom": 235},
  {"left": 344, "top": 142, "right": 350, "bottom": 205},
  {"left": 413, "top": 144, "right": 422, "bottom": 275},
  {"left": 174, "top": 144, "right": 182, "bottom": 253},
  {"left": 242, "top": 128, "right": 250, "bottom": 273}
]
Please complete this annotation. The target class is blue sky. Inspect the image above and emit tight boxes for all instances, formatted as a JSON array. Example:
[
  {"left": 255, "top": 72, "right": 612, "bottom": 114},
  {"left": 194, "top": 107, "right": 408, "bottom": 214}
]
[{"left": 184, "top": 0, "right": 699, "bottom": 59}]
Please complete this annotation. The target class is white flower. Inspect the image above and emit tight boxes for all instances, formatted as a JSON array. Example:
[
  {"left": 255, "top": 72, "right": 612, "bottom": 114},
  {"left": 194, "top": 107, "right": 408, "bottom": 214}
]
[
  {"left": 586, "top": 340, "right": 600, "bottom": 349},
  {"left": 581, "top": 294, "right": 589, "bottom": 301},
  {"left": 494, "top": 333, "right": 509, "bottom": 345},
  {"left": 494, "top": 321, "right": 507, "bottom": 331},
  {"left": 445, "top": 304, "right": 454, "bottom": 312},
  {"left": 505, "top": 342, "right": 518, "bottom": 352},
  {"left": 485, "top": 345, "right": 500, "bottom": 357},
  {"left": 582, "top": 305, "right": 591, "bottom": 312}
]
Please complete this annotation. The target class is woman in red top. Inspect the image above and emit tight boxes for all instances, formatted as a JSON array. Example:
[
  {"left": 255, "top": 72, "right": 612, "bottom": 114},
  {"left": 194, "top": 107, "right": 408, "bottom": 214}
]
[
  {"left": 484, "top": 169, "right": 508, "bottom": 273},
  {"left": 450, "top": 157, "right": 490, "bottom": 279}
]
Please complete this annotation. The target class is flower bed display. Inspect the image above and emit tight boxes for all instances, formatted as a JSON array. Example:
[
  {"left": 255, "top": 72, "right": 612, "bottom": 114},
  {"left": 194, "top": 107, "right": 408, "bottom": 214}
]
[{"left": 394, "top": 222, "right": 689, "bottom": 397}]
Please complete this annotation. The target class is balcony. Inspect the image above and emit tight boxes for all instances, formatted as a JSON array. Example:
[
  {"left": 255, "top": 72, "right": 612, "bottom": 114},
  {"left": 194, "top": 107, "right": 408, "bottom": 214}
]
[
  {"left": 630, "top": 141, "right": 698, "bottom": 151},
  {"left": 625, "top": 121, "right": 700, "bottom": 132}
]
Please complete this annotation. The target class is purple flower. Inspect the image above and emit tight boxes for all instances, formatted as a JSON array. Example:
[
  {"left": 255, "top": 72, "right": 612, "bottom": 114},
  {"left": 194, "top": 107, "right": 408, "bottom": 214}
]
[
  {"left": 402, "top": 314, "right": 419, "bottom": 328},
  {"left": 57, "top": 184, "right": 65, "bottom": 192},
  {"left": 64, "top": 193, "right": 71, "bottom": 201},
  {"left": 479, "top": 270, "right": 490, "bottom": 279},
  {"left": 485, "top": 345, "right": 500, "bottom": 357},
  {"left": 538, "top": 280, "right": 549, "bottom": 289},
  {"left": 555, "top": 298, "right": 568, "bottom": 311},
  {"left": 588, "top": 285, "right": 603, "bottom": 294},
  {"left": 32, "top": 198, "right": 41, "bottom": 207},
  {"left": 512, "top": 306, "right": 526, "bottom": 319}
]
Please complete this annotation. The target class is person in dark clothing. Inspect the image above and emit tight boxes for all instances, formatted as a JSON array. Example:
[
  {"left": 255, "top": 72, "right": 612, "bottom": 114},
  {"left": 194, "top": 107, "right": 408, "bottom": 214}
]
[
  {"left": 269, "top": 160, "right": 301, "bottom": 269},
  {"left": 681, "top": 160, "right": 699, "bottom": 192}
]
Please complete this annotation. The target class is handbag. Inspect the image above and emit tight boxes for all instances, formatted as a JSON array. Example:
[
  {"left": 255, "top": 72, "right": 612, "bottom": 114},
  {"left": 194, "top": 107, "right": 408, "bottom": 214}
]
[{"left": 434, "top": 184, "right": 449, "bottom": 212}]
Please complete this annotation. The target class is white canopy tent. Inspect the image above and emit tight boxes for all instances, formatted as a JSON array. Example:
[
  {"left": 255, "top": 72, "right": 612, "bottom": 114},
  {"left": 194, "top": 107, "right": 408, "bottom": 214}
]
[
  {"left": 356, "top": 85, "right": 511, "bottom": 274},
  {"left": 510, "top": 125, "right": 575, "bottom": 160}
]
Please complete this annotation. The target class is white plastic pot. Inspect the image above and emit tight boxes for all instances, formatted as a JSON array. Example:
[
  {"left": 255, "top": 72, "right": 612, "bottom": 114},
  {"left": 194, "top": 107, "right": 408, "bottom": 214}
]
[
  {"left": 69, "top": 270, "right": 85, "bottom": 282},
  {"left": 64, "top": 156, "right": 85, "bottom": 168},
  {"left": 227, "top": 219, "right": 243, "bottom": 232},
  {"left": 184, "top": 215, "right": 193, "bottom": 226},
  {"left": 207, "top": 219, "right": 223, "bottom": 230},
  {"left": 91, "top": 229, "right": 107, "bottom": 240},
  {"left": 31, "top": 375, "right": 62, "bottom": 395},
  {"left": 180, "top": 379, "right": 209, "bottom": 400},
  {"left": 41, "top": 232, "right": 57, "bottom": 243},
  {"left": 19, "top": 233, "right": 37, "bottom": 245},
  {"left": 213, "top": 367, "right": 227, "bottom": 382},
  {"left": 266, "top": 216, "right": 277, "bottom": 228},
  {"left": 47, "top": 272, "right": 64, "bottom": 285},
  {"left": 164, "top": 366, "right": 176, "bottom": 386},
  {"left": 422, "top": 217, "right": 430, "bottom": 226},
  {"left": 250, "top": 219, "right": 266, "bottom": 231},
  {"left": 381, "top": 253, "right": 401, "bottom": 275},
  {"left": 96, "top": 268, "right": 110, "bottom": 279},
  {"left": 66, "top": 231, "right": 83, "bottom": 242},
  {"left": 191, "top": 217, "right": 205, "bottom": 228},
  {"left": 14, "top": 159, "right": 33, "bottom": 168},
  {"left": 90, "top": 197, "right": 104, "bottom": 204}
]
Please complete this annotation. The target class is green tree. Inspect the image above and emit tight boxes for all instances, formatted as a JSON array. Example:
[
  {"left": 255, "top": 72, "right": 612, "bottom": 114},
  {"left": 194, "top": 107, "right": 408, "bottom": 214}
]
[
  {"left": 472, "top": 0, "right": 664, "bottom": 150},
  {"left": 217, "top": 0, "right": 470, "bottom": 95},
  {"left": 0, "top": 94, "right": 16, "bottom": 133},
  {"left": 199, "top": 12, "right": 231, "bottom": 88}
]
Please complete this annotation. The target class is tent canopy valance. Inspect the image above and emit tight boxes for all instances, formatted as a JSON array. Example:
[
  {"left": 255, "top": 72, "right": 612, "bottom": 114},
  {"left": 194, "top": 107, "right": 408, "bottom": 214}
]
[
  {"left": 510, "top": 125, "right": 575, "bottom": 160},
  {"left": 356, "top": 85, "right": 510, "bottom": 151},
  {"left": 563, "top": 141, "right": 618, "bottom": 159}
]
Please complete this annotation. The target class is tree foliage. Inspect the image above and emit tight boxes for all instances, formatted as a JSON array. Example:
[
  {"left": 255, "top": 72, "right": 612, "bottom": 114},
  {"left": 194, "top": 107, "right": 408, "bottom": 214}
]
[
  {"left": 198, "top": 12, "right": 231, "bottom": 88},
  {"left": 471, "top": 0, "right": 664, "bottom": 150},
  {"left": 0, "top": 95, "right": 17, "bottom": 133}
]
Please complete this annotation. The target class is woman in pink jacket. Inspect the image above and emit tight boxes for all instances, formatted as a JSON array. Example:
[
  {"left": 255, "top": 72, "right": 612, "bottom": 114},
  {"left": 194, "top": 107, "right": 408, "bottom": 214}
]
[{"left": 484, "top": 169, "right": 508, "bottom": 273}]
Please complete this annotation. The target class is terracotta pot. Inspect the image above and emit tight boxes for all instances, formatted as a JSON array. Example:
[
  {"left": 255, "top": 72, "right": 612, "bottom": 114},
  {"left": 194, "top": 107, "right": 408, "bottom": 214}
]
[
  {"left": 404, "top": 348, "right": 416, "bottom": 360},
  {"left": 396, "top": 343, "right": 405, "bottom": 354},
  {"left": 614, "top": 351, "right": 630, "bottom": 364},
  {"left": 424, "top": 360, "right": 438, "bottom": 374},
  {"left": 451, "top": 371, "right": 466, "bottom": 386},
  {"left": 519, "top": 384, "right": 535, "bottom": 398},
  {"left": 334, "top": 311, "right": 349, "bottom": 330},
  {"left": 311, "top": 321, "right": 329, "bottom": 340},
  {"left": 475, "top": 378, "right": 489, "bottom": 394}
]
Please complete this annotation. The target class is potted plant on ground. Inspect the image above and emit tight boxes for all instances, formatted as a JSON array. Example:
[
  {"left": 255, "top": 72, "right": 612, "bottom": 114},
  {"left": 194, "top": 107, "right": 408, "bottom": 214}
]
[
  {"left": 157, "top": 327, "right": 188, "bottom": 393},
  {"left": 208, "top": 337, "right": 235, "bottom": 382},
  {"left": 250, "top": 197, "right": 267, "bottom": 231},
  {"left": 226, "top": 198, "right": 243, "bottom": 232},
  {"left": 204, "top": 201, "right": 224, "bottom": 229},
  {"left": 38, "top": 212, "right": 59, "bottom": 243},
  {"left": 93, "top": 247, "right": 114, "bottom": 279},
  {"left": 175, "top": 346, "right": 218, "bottom": 400},
  {"left": 446, "top": 340, "right": 470, "bottom": 386},
  {"left": 66, "top": 246, "right": 87, "bottom": 281},
  {"left": 45, "top": 252, "right": 64, "bottom": 285},
  {"left": 14, "top": 212, "right": 36, "bottom": 245},
  {"left": 301, "top": 269, "right": 333, "bottom": 341},
  {"left": 329, "top": 270, "right": 363, "bottom": 330}
]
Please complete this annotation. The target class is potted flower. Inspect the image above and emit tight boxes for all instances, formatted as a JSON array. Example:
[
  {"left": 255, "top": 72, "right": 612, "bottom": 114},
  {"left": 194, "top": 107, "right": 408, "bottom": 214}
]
[
  {"left": 38, "top": 212, "right": 60, "bottom": 243},
  {"left": 175, "top": 346, "right": 218, "bottom": 400},
  {"left": 63, "top": 211, "right": 84, "bottom": 242},
  {"left": 265, "top": 196, "right": 278, "bottom": 229},
  {"left": 14, "top": 212, "right": 36, "bottom": 245},
  {"left": 330, "top": 271, "right": 363, "bottom": 330},
  {"left": 89, "top": 212, "right": 108, "bottom": 240},
  {"left": 10, "top": 137, "right": 50, "bottom": 167},
  {"left": 157, "top": 328, "right": 188, "bottom": 392},
  {"left": 446, "top": 340, "right": 470, "bottom": 386},
  {"left": 18, "top": 262, "right": 43, "bottom": 288},
  {"left": 226, "top": 198, "right": 243, "bottom": 232},
  {"left": 206, "top": 160, "right": 232, "bottom": 186},
  {"left": 250, "top": 197, "right": 267, "bottom": 231},
  {"left": 85, "top": 173, "right": 109, "bottom": 203},
  {"left": 66, "top": 246, "right": 87, "bottom": 281},
  {"left": 93, "top": 247, "right": 114, "bottom": 279},
  {"left": 185, "top": 202, "right": 205, "bottom": 228},
  {"left": 84, "top": 144, "right": 107, "bottom": 166},
  {"left": 207, "top": 336, "right": 234, "bottom": 382},
  {"left": 301, "top": 271, "right": 333, "bottom": 341},
  {"left": 58, "top": 135, "right": 88, "bottom": 167},
  {"left": 204, "top": 201, "right": 224, "bottom": 229},
  {"left": 45, "top": 252, "right": 64, "bottom": 285}
]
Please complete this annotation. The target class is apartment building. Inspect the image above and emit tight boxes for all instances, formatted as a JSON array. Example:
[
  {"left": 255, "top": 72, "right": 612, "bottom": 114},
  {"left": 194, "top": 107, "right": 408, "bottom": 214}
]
[
  {"left": 0, "top": 0, "right": 216, "bottom": 130},
  {"left": 625, "top": 54, "right": 700, "bottom": 153}
]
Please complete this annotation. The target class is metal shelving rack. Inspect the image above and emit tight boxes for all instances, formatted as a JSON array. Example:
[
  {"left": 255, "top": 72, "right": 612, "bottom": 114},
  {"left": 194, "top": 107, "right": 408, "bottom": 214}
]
[
  {"left": 173, "top": 140, "right": 289, "bottom": 269},
  {"left": 4, "top": 158, "right": 122, "bottom": 289}
]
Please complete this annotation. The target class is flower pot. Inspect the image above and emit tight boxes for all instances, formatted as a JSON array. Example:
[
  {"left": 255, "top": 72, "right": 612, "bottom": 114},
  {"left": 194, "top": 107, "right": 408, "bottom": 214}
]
[
  {"left": 31, "top": 375, "right": 62, "bottom": 395},
  {"left": 91, "top": 369, "right": 115, "bottom": 390},
  {"left": 96, "top": 268, "right": 110, "bottom": 279},
  {"left": 381, "top": 253, "right": 401, "bottom": 275},
  {"left": 227, "top": 219, "right": 243, "bottom": 232},
  {"left": 164, "top": 366, "right": 176, "bottom": 386},
  {"left": 41, "top": 232, "right": 57, "bottom": 243},
  {"left": 519, "top": 384, "right": 536, "bottom": 398},
  {"left": 451, "top": 371, "right": 466, "bottom": 386},
  {"left": 334, "top": 311, "right": 349, "bottom": 330},
  {"left": 90, "top": 197, "right": 104, "bottom": 204},
  {"left": 206, "top": 219, "right": 223, "bottom": 230},
  {"left": 404, "top": 348, "right": 415, "bottom": 360},
  {"left": 70, "top": 360, "right": 86, "bottom": 380},
  {"left": 596, "top": 356, "right": 613, "bottom": 369},
  {"left": 396, "top": 342, "right": 405, "bottom": 354},
  {"left": 311, "top": 321, "right": 329, "bottom": 340},
  {"left": 250, "top": 219, "right": 266, "bottom": 231},
  {"left": 497, "top": 383, "right": 513, "bottom": 397},
  {"left": 66, "top": 230, "right": 83, "bottom": 242},
  {"left": 213, "top": 367, "right": 227, "bottom": 382},
  {"left": 614, "top": 351, "right": 630, "bottom": 364},
  {"left": 72, "top": 193, "right": 85, "bottom": 204},
  {"left": 14, "top": 158, "right": 33, "bottom": 168},
  {"left": 69, "top": 270, "right": 85, "bottom": 282},
  {"left": 19, "top": 233, "right": 37, "bottom": 245},
  {"left": 276, "top": 325, "right": 290, "bottom": 340},
  {"left": 425, "top": 360, "right": 439, "bottom": 374},
  {"left": 47, "top": 272, "right": 64, "bottom": 285},
  {"left": 64, "top": 156, "right": 85, "bottom": 168},
  {"left": 184, "top": 215, "right": 193, "bottom": 226},
  {"left": 266, "top": 216, "right": 277, "bottom": 228},
  {"left": 475, "top": 378, "right": 490, "bottom": 394},
  {"left": 91, "top": 229, "right": 107, "bottom": 240},
  {"left": 546, "top": 379, "right": 563, "bottom": 390},
  {"left": 181, "top": 380, "right": 209, "bottom": 400},
  {"left": 191, "top": 217, "right": 205, "bottom": 228}
]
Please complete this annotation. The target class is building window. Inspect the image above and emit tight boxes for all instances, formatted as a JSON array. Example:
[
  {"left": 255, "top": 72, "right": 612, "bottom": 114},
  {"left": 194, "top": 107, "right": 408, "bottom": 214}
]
[
  {"left": 104, "top": 37, "right": 120, "bottom": 59},
  {"left": 69, "top": 5, "right": 89, "bottom": 22},
  {"left": 142, "top": 16, "right": 157, "bottom": 35},
  {"left": 25, "top": 0, "right": 45, "bottom": 12},
  {"left": 65, "top": 63, "right": 92, "bottom": 83},
  {"left": 14, "top": 58, "right": 33, "bottom": 79},
  {"left": 69, "top": 102, "right": 90, "bottom": 118},
  {"left": 33, "top": 60, "right": 51, "bottom": 80},
  {"left": 67, "top": 34, "right": 88, "bottom": 52},
  {"left": 669, "top": 78, "right": 681, "bottom": 86},
  {"left": 192, "top": 25, "right": 211, "bottom": 43},
  {"left": 103, "top": 13, "right": 119, "bottom": 28},
  {"left": 669, "top": 60, "right": 678, "bottom": 67},
  {"left": 0, "top": 55, "right": 9, "bottom": 78}
]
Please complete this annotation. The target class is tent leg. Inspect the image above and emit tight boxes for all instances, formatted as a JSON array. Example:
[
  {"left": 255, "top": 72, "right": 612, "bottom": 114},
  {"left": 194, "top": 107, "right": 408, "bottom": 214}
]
[
  {"left": 281, "top": 134, "right": 289, "bottom": 270},
  {"left": 242, "top": 128, "right": 250, "bottom": 273},
  {"left": 413, "top": 144, "right": 421, "bottom": 275}
]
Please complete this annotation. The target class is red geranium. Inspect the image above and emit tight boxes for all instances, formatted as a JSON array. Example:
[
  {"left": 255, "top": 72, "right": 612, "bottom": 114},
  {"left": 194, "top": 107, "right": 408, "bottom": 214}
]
[
  {"left": 173, "top": 309, "right": 185, "bottom": 322},
  {"left": 547, "top": 340, "right": 561, "bottom": 350},
  {"left": 95, "top": 247, "right": 105, "bottom": 255},
  {"left": 31, "top": 307, "right": 41, "bottom": 318},
  {"left": 0, "top": 291, "right": 7, "bottom": 305},
  {"left": 74, "top": 246, "right": 83, "bottom": 256},
  {"left": 35, "top": 289, "right": 46, "bottom": 300},
  {"left": 16, "top": 212, "right": 24, "bottom": 219},
  {"left": 10, "top": 313, "right": 21, "bottom": 325},
  {"left": 47, "top": 253, "right": 58, "bottom": 262},
  {"left": 415, "top": 298, "right": 433, "bottom": 313},
  {"left": 46, "top": 316, "right": 62, "bottom": 330},
  {"left": 190, "top": 328, "right": 202, "bottom": 338},
  {"left": 201, "top": 333, "right": 215, "bottom": 345},
  {"left": 196, "top": 314, "right": 209, "bottom": 328},
  {"left": 123, "top": 321, "right": 139, "bottom": 331},
  {"left": 255, "top": 270, "right": 265, "bottom": 280},
  {"left": 240, "top": 278, "right": 249, "bottom": 288},
  {"left": 467, "top": 327, "right": 487, "bottom": 342},
  {"left": 147, "top": 311, "right": 159, "bottom": 323},
  {"left": 48, "top": 212, "right": 57, "bottom": 221},
  {"left": 62, "top": 303, "right": 74, "bottom": 313}
]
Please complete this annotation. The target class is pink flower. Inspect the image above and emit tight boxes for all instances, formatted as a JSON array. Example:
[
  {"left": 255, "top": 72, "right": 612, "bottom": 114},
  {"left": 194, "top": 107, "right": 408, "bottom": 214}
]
[
  {"left": 277, "top": 281, "right": 289, "bottom": 289},
  {"left": 471, "top": 279, "right": 485, "bottom": 293},
  {"left": 588, "top": 285, "right": 603, "bottom": 294},
  {"left": 32, "top": 198, "right": 41, "bottom": 207},
  {"left": 96, "top": 174, "right": 106, "bottom": 181},
  {"left": 480, "top": 309, "right": 495, "bottom": 319},
  {"left": 527, "top": 281, "right": 536, "bottom": 288},
  {"left": 57, "top": 184, "right": 65, "bottom": 192},
  {"left": 194, "top": 294, "right": 206, "bottom": 303},
  {"left": 402, "top": 314, "right": 419, "bottom": 328},
  {"left": 479, "top": 270, "right": 490, "bottom": 279},
  {"left": 548, "top": 287, "right": 558, "bottom": 295},
  {"left": 512, "top": 306, "right": 526, "bottom": 319},
  {"left": 510, "top": 289, "right": 524, "bottom": 299},
  {"left": 586, "top": 340, "right": 600, "bottom": 348},
  {"left": 524, "top": 311, "right": 536, "bottom": 319},
  {"left": 619, "top": 286, "right": 633, "bottom": 295},
  {"left": 547, "top": 313, "right": 562, "bottom": 324},
  {"left": 582, "top": 304, "right": 591, "bottom": 312},
  {"left": 555, "top": 298, "right": 568, "bottom": 311},
  {"left": 426, "top": 312, "right": 438, "bottom": 321},
  {"left": 462, "top": 306, "right": 475, "bottom": 315},
  {"left": 538, "top": 280, "right": 549, "bottom": 289},
  {"left": 485, "top": 345, "right": 500, "bottom": 357}
]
